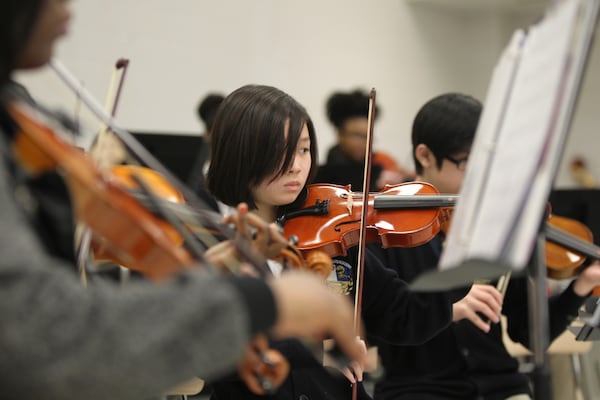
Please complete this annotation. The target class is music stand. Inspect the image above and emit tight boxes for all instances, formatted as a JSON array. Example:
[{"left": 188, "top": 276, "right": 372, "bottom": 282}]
[
  {"left": 570, "top": 297, "right": 600, "bottom": 340},
  {"left": 412, "top": 1, "right": 600, "bottom": 398}
]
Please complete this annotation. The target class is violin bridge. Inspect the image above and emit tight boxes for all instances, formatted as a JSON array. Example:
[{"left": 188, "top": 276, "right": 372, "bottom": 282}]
[{"left": 347, "top": 193, "right": 352, "bottom": 215}]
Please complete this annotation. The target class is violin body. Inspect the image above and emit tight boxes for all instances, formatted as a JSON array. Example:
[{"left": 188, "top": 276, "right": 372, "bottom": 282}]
[
  {"left": 10, "top": 102, "right": 194, "bottom": 281},
  {"left": 545, "top": 214, "right": 594, "bottom": 279},
  {"left": 90, "top": 165, "right": 188, "bottom": 271},
  {"left": 280, "top": 182, "right": 450, "bottom": 257}
]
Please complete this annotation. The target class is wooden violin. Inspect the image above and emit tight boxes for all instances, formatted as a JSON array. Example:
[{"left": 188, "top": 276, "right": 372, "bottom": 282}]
[
  {"left": 544, "top": 213, "right": 600, "bottom": 296},
  {"left": 279, "top": 185, "right": 600, "bottom": 293},
  {"left": 545, "top": 214, "right": 595, "bottom": 279},
  {"left": 9, "top": 101, "right": 198, "bottom": 280},
  {"left": 277, "top": 181, "right": 453, "bottom": 258}
]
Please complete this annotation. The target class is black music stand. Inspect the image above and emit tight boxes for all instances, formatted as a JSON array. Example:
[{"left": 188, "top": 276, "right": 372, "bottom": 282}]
[{"left": 570, "top": 299, "right": 600, "bottom": 341}]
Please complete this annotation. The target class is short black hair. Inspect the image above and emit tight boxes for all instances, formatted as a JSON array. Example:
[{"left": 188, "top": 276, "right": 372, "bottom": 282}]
[
  {"left": 196, "top": 93, "right": 225, "bottom": 131},
  {"left": 326, "top": 89, "right": 380, "bottom": 129},
  {"left": 412, "top": 93, "right": 482, "bottom": 174},
  {"left": 206, "top": 84, "right": 318, "bottom": 211},
  {"left": 0, "top": 0, "right": 43, "bottom": 87}
]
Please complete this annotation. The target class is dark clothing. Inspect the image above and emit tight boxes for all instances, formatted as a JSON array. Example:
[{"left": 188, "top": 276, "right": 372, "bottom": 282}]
[
  {"left": 0, "top": 82, "right": 77, "bottom": 264},
  {"left": 210, "top": 241, "right": 456, "bottom": 400},
  {"left": 211, "top": 339, "right": 372, "bottom": 400},
  {"left": 315, "top": 145, "right": 383, "bottom": 192},
  {"left": 368, "top": 236, "right": 587, "bottom": 400},
  {"left": 187, "top": 135, "right": 217, "bottom": 208}
]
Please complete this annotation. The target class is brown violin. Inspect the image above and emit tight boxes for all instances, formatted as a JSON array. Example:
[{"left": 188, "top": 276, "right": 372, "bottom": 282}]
[
  {"left": 277, "top": 182, "right": 453, "bottom": 258},
  {"left": 10, "top": 102, "right": 197, "bottom": 280},
  {"left": 545, "top": 214, "right": 600, "bottom": 296}
]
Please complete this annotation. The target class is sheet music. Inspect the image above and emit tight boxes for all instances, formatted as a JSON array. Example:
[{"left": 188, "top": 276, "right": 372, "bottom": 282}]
[
  {"left": 507, "top": 0, "right": 600, "bottom": 264},
  {"left": 440, "top": 29, "right": 525, "bottom": 269},
  {"left": 439, "top": 0, "right": 596, "bottom": 272}
]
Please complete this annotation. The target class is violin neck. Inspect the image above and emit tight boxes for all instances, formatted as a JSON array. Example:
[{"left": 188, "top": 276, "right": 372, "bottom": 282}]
[
  {"left": 545, "top": 223, "right": 600, "bottom": 260},
  {"left": 373, "top": 195, "right": 458, "bottom": 209}
]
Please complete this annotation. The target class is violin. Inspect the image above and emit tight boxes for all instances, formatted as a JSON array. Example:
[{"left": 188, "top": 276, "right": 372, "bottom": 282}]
[
  {"left": 9, "top": 101, "right": 198, "bottom": 280},
  {"left": 277, "top": 182, "right": 452, "bottom": 258},
  {"left": 544, "top": 214, "right": 600, "bottom": 296},
  {"left": 279, "top": 183, "right": 600, "bottom": 289},
  {"left": 89, "top": 164, "right": 187, "bottom": 271},
  {"left": 545, "top": 214, "right": 594, "bottom": 279}
]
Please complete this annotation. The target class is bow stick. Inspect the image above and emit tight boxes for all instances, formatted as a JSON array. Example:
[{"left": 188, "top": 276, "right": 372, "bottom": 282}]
[
  {"left": 351, "top": 88, "right": 376, "bottom": 400},
  {"left": 75, "top": 58, "right": 130, "bottom": 284}
]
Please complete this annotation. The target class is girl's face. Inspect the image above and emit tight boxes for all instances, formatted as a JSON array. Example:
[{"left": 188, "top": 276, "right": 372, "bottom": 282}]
[
  {"left": 251, "top": 123, "right": 312, "bottom": 219},
  {"left": 16, "top": 0, "right": 71, "bottom": 70}
]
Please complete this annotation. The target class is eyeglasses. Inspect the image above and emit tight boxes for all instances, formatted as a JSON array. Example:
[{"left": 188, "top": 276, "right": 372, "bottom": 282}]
[{"left": 445, "top": 155, "right": 469, "bottom": 171}]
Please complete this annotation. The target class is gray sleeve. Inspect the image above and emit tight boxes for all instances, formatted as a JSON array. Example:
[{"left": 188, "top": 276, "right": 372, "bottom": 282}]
[{"left": 0, "top": 153, "right": 271, "bottom": 399}]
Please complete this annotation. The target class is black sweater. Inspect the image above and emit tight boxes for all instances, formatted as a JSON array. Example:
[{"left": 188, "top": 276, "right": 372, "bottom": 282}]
[
  {"left": 211, "top": 246, "right": 456, "bottom": 400},
  {"left": 368, "top": 236, "right": 586, "bottom": 400}
]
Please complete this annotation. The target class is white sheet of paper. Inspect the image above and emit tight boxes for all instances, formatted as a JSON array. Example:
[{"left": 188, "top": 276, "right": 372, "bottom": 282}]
[
  {"left": 440, "top": 0, "right": 584, "bottom": 270},
  {"left": 440, "top": 29, "right": 526, "bottom": 270}
]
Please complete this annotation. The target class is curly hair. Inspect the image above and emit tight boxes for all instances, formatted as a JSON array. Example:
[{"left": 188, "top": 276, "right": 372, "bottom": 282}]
[{"left": 325, "top": 89, "right": 380, "bottom": 129}]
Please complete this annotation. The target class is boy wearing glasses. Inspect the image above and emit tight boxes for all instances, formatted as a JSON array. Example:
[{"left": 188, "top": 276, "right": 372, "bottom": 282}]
[{"left": 367, "top": 93, "right": 599, "bottom": 400}]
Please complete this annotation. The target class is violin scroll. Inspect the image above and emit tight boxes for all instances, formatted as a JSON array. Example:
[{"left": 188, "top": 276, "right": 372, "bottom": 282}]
[{"left": 238, "top": 335, "right": 290, "bottom": 395}]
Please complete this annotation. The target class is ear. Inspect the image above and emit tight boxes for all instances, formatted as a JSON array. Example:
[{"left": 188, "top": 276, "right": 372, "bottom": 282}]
[{"left": 414, "top": 143, "right": 435, "bottom": 168}]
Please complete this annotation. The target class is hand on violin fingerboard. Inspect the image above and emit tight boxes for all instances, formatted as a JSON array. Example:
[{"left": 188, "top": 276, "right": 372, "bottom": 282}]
[
  {"left": 204, "top": 203, "right": 288, "bottom": 275},
  {"left": 223, "top": 203, "right": 288, "bottom": 261},
  {"left": 452, "top": 284, "right": 503, "bottom": 332}
]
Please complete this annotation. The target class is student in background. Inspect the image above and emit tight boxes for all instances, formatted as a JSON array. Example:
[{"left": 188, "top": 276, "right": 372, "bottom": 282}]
[
  {"left": 315, "top": 89, "right": 414, "bottom": 191},
  {"left": 368, "top": 92, "right": 600, "bottom": 400},
  {"left": 0, "top": 1, "right": 367, "bottom": 399},
  {"left": 188, "top": 92, "right": 225, "bottom": 200}
]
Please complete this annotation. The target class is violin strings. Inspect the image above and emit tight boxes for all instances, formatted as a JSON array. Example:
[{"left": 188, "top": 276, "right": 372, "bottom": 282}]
[{"left": 130, "top": 173, "right": 210, "bottom": 261}]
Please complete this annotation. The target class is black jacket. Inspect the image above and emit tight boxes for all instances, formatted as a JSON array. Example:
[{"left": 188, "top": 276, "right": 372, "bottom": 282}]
[
  {"left": 368, "top": 236, "right": 586, "bottom": 400},
  {"left": 210, "top": 245, "right": 456, "bottom": 400}
]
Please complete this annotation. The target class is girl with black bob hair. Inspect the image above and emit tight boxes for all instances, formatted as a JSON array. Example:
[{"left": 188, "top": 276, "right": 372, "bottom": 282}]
[{"left": 207, "top": 84, "right": 318, "bottom": 215}]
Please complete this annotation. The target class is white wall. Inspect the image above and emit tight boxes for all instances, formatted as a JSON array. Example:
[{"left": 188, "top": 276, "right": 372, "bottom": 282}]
[{"left": 15, "top": 0, "right": 599, "bottom": 188}]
